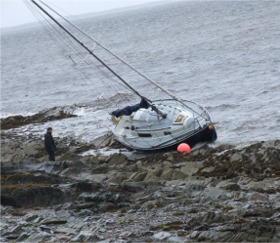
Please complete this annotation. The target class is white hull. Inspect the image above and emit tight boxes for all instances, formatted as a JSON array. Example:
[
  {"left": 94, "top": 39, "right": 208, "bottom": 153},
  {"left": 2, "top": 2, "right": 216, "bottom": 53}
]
[{"left": 112, "top": 99, "right": 216, "bottom": 151}]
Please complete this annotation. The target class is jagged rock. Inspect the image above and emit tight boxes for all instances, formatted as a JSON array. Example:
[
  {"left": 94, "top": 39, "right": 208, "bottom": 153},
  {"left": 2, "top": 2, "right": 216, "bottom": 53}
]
[
  {"left": 230, "top": 153, "right": 242, "bottom": 162},
  {"left": 51, "top": 160, "right": 87, "bottom": 173},
  {"left": 17, "top": 232, "right": 30, "bottom": 241},
  {"left": 76, "top": 209, "right": 93, "bottom": 217},
  {"left": 201, "top": 166, "right": 216, "bottom": 173},
  {"left": 204, "top": 187, "right": 227, "bottom": 200},
  {"left": 0, "top": 106, "right": 77, "bottom": 130},
  {"left": 108, "top": 153, "right": 129, "bottom": 166},
  {"left": 25, "top": 214, "right": 39, "bottom": 222},
  {"left": 1, "top": 135, "right": 280, "bottom": 242},
  {"left": 92, "top": 133, "right": 114, "bottom": 148},
  {"left": 216, "top": 181, "right": 241, "bottom": 191},
  {"left": 127, "top": 172, "right": 147, "bottom": 182},
  {"left": 2, "top": 186, "right": 68, "bottom": 208},
  {"left": 41, "top": 219, "right": 67, "bottom": 225},
  {"left": 72, "top": 231, "right": 100, "bottom": 242},
  {"left": 180, "top": 162, "right": 204, "bottom": 176},
  {"left": 153, "top": 231, "right": 171, "bottom": 241},
  {"left": 25, "top": 231, "right": 52, "bottom": 242},
  {"left": 249, "top": 192, "right": 269, "bottom": 202},
  {"left": 4, "top": 225, "right": 23, "bottom": 236},
  {"left": 161, "top": 168, "right": 187, "bottom": 181},
  {"left": 1, "top": 172, "right": 69, "bottom": 208}
]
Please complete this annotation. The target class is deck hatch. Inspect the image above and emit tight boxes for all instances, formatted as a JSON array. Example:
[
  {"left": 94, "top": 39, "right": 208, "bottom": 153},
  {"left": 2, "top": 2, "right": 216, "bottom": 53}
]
[{"left": 138, "top": 133, "right": 152, "bottom": 137}]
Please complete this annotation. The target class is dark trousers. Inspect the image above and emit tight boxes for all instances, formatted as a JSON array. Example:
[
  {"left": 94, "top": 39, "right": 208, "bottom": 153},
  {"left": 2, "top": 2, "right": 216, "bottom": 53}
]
[{"left": 47, "top": 151, "right": 55, "bottom": 161}]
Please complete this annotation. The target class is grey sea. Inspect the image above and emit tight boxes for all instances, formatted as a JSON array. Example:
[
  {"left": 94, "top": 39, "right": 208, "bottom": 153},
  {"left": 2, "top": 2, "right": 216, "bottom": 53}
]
[{"left": 1, "top": 0, "right": 280, "bottom": 145}]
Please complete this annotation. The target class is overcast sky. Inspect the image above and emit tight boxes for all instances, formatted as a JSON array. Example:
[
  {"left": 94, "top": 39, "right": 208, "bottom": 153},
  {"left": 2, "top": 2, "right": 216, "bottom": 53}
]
[{"left": 0, "top": 0, "right": 166, "bottom": 28}]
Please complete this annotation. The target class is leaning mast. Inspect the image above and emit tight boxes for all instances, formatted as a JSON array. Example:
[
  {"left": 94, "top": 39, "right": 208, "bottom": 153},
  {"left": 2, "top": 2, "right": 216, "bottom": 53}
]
[{"left": 30, "top": 0, "right": 167, "bottom": 118}]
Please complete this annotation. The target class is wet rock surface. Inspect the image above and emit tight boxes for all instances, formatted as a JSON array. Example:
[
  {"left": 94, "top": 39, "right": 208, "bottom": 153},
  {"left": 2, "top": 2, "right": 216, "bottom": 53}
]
[
  {"left": 1, "top": 134, "right": 280, "bottom": 242},
  {"left": 1, "top": 106, "right": 78, "bottom": 130}
]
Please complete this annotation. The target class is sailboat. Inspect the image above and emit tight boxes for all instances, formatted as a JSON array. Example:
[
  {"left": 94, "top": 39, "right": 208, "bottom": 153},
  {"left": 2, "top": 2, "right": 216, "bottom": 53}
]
[{"left": 27, "top": 0, "right": 217, "bottom": 151}]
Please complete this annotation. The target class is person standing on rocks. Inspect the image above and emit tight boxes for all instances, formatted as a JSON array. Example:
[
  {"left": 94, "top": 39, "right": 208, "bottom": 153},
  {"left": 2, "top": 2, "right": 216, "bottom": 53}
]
[{"left": 44, "top": 127, "right": 56, "bottom": 161}]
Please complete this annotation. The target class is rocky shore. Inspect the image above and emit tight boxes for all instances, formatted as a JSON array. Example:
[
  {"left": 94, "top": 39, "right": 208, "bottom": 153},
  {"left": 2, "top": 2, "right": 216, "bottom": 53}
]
[{"left": 1, "top": 126, "right": 280, "bottom": 242}]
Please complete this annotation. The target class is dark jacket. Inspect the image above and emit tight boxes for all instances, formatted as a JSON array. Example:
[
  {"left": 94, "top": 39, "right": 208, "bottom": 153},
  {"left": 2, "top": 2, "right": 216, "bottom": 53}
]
[
  {"left": 44, "top": 132, "right": 56, "bottom": 152},
  {"left": 111, "top": 98, "right": 149, "bottom": 118}
]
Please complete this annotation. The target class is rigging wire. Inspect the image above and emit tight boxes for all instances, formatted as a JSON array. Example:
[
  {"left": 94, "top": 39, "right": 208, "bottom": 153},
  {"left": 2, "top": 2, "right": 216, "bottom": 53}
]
[
  {"left": 29, "top": 0, "right": 168, "bottom": 119},
  {"left": 28, "top": 0, "right": 209, "bottom": 122},
  {"left": 25, "top": 0, "right": 86, "bottom": 64},
  {"left": 34, "top": 0, "right": 208, "bottom": 119},
  {"left": 30, "top": 0, "right": 138, "bottom": 97},
  {"left": 34, "top": 0, "right": 204, "bottom": 114},
  {"left": 26, "top": 0, "right": 131, "bottom": 108}
]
